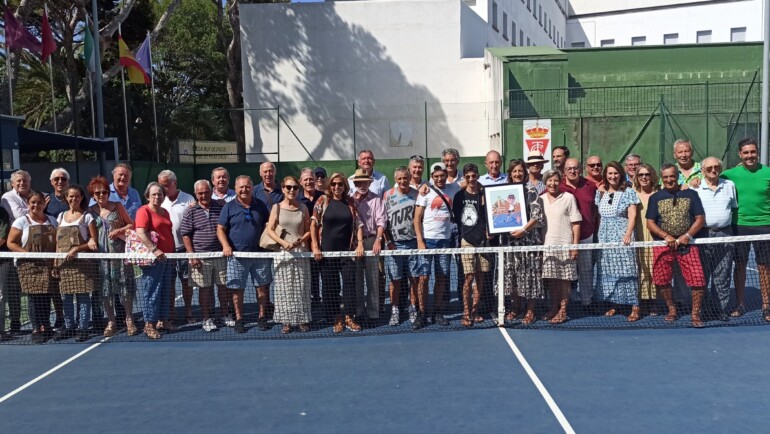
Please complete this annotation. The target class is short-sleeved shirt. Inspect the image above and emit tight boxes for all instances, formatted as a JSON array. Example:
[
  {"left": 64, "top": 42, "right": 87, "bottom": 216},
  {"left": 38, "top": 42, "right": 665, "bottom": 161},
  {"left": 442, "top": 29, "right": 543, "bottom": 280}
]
[
  {"left": 542, "top": 192, "right": 582, "bottom": 245},
  {"left": 12, "top": 214, "right": 58, "bottom": 246},
  {"left": 453, "top": 189, "right": 487, "bottom": 246},
  {"left": 721, "top": 164, "right": 770, "bottom": 226},
  {"left": 253, "top": 183, "right": 284, "bottom": 211},
  {"left": 1, "top": 189, "right": 28, "bottom": 220},
  {"left": 479, "top": 173, "right": 508, "bottom": 186},
  {"left": 180, "top": 201, "right": 224, "bottom": 252},
  {"left": 45, "top": 193, "right": 69, "bottom": 218},
  {"left": 218, "top": 199, "right": 268, "bottom": 252},
  {"left": 645, "top": 188, "right": 705, "bottom": 240},
  {"left": 677, "top": 162, "right": 703, "bottom": 185},
  {"left": 161, "top": 190, "right": 196, "bottom": 250},
  {"left": 696, "top": 179, "right": 737, "bottom": 229},
  {"left": 383, "top": 187, "right": 418, "bottom": 242},
  {"left": 57, "top": 212, "right": 95, "bottom": 241},
  {"left": 352, "top": 191, "right": 386, "bottom": 238},
  {"left": 212, "top": 189, "right": 236, "bottom": 202},
  {"left": 134, "top": 205, "right": 175, "bottom": 253},
  {"left": 0, "top": 207, "right": 10, "bottom": 251},
  {"left": 416, "top": 184, "right": 460, "bottom": 240},
  {"left": 559, "top": 177, "right": 598, "bottom": 240},
  {"left": 298, "top": 189, "right": 323, "bottom": 211},
  {"left": 91, "top": 184, "right": 142, "bottom": 219}
]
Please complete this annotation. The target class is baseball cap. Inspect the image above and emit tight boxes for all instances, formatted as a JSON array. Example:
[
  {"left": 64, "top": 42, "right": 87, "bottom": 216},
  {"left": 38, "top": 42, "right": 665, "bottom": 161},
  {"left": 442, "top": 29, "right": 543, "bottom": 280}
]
[
  {"left": 314, "top": 167, "right": 327, "bottom": 178},
  {"left": 430, "top": 162, "right": 447, "bottom": 175}
]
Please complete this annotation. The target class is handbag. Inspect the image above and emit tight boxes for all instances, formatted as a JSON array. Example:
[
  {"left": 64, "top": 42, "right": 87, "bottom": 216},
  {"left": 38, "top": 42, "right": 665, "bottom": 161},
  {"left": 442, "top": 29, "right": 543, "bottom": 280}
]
[
  {"left": 124, "top": 229, "right": 159, "bottom": 267},
  {"left": 259, "top": 205, "right": 286, "bottom": 251}
]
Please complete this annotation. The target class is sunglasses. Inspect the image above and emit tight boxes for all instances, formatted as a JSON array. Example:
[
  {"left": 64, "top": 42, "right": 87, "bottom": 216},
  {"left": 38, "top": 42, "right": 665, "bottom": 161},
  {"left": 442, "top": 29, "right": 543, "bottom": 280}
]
[
  {"left": 637, "top": 173, "right": 651, "bottom": 178},
  {"left": 93, "top": 190, "right": 109, "bottom": 196},
  {"left": 330, "top": 182, "right": 345, "bottom": 187},
  {"left": 587, "top": 163, "right": 602, "bottom": 168},
  {"left": 608, "top": 192, "right": 615, "bottom": 205},
  {"left": 53, "top": 177, "right": 68, "bottom": 182},
  {"left": 243, "top": 208, "right": 253, "bottom": 223},
  {"left": 283, "top": 185, "right": 299, "bottom": 191},
  {"left": 703, "top": 165, "right": 721, "bottom": 172}
]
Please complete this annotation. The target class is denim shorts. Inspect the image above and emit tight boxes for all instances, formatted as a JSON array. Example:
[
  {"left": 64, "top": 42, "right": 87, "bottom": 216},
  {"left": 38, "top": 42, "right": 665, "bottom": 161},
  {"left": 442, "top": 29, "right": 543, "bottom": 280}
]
[
  {"left": 424, "top": 238, "right": 452, "bottom": 276},
  {"left": 226, "top": 257, "right": 273, "bottom": 289},
  {"left": 386, "top": 239, "right": 426, "bottom": 280}
]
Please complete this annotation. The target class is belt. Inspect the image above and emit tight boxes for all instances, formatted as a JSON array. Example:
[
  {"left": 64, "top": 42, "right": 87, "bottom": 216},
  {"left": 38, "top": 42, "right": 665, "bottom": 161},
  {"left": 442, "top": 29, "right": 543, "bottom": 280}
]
[{"left": 708, "top": 226, "right": 730, "bottom": 232}]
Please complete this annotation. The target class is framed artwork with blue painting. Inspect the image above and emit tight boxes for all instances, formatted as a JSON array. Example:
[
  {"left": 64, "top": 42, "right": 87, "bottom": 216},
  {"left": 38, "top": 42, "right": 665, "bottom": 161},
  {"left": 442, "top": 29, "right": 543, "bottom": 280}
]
[{"left": 484, "top": 184, "right": 529, "bottom": 234}]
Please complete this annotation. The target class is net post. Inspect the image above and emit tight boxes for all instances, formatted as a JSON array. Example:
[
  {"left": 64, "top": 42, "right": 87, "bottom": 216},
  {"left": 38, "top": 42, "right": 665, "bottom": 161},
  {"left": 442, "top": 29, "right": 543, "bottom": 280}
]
[{"left": 497, "top": 249, "right": 505, "bottom": 326}]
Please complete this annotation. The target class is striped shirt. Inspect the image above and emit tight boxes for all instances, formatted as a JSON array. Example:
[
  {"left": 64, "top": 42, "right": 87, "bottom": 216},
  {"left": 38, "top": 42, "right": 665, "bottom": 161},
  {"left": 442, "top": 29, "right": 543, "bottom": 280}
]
[{"left": 180, "top": 200, "right": 224, "bottom": 252}]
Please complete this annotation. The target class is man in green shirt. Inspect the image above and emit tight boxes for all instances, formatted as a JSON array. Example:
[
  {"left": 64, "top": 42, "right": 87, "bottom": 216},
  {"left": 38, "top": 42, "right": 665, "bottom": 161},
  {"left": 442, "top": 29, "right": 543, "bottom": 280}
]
[{"left": 721, "top": 138, "right": 770, "bottom": 322}]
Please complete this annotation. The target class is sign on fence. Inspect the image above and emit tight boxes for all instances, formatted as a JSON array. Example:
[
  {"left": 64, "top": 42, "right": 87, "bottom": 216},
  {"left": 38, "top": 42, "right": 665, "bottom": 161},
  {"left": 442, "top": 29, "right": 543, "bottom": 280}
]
[
  {"left": 522, "top": 119, "right": 552, "bottom": 172},
  {"left": 178, "top": 140, "right": 239, "bottom": 163}
]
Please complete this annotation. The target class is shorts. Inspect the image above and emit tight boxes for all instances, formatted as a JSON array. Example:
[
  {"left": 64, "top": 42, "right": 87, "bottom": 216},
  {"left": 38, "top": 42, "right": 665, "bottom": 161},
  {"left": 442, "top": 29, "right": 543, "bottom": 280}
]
[
  {"left": 172, "top": 257, "right": 190, "bottom": 280},
  {"left": 734, "top": 225, "right": 770, "bottom": 265},
  {"left": 386, "top": 239, "right": 426, "bottom": 280},
  {"left": 424, "top": 238, "right": 452, "bottom": 276},
  {"left": 652, "top": 245, "right": 706, "bottom": 288},
  {"left": 226, "top": 257, "right": 273, "bottom": 289},
  {"left": 190, "top": 257, "right": 228, "bottom": 288},
  {"left": 460, "top": 239, "right": 491, "bottom": 274}
]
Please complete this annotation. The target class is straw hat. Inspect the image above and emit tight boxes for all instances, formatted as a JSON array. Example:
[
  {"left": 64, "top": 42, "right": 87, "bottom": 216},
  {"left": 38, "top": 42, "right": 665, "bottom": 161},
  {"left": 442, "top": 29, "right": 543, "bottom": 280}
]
[
  {"left": 351, "top": 168, "right": 373, "bottom": 182},
  {"left": 525, "top": 150, "right": 549, "bottom": 165}
]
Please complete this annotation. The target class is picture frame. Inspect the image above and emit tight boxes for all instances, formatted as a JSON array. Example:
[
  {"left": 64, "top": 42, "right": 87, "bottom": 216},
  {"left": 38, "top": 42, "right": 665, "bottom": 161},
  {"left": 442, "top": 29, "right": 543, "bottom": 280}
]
[{"left": 484, "top": 183, "right": 529, "bottom": 234}]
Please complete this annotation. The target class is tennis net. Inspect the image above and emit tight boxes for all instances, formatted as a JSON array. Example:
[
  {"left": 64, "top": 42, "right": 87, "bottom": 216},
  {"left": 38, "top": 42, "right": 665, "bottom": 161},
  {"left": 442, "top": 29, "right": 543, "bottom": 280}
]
[{"left": 1, "top": 233, "right": 769, "bottom": 344}]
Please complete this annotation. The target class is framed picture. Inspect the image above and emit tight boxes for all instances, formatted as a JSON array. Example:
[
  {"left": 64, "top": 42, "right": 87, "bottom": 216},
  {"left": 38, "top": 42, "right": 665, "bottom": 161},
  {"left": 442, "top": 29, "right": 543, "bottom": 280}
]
[{"left": 484, "top": 183, "right": 529, "bottom": 234}]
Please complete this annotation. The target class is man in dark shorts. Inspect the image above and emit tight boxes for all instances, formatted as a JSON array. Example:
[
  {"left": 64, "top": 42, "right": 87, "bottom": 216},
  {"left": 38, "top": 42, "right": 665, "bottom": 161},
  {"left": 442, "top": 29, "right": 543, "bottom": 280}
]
[
  {"left": 720, "top": 138, "right": 770, "bottom": 321},
  {"left": 646, "top": 163, "right": 707, "bottom": 327}
]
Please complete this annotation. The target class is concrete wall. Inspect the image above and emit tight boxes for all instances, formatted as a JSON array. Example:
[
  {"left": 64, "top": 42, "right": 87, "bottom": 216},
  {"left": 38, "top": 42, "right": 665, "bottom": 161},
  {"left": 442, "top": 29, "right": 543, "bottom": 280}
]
[
  {"left": 567, "top": 0, "right": 762, "bottom": 47},
  {"left": 240, "top": 0, "right": 500, "bottom": 163}
]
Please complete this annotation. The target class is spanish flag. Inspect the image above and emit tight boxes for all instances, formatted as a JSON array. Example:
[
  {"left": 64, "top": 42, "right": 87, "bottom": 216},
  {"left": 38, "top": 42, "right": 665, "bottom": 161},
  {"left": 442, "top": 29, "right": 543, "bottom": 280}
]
[{"left": 118, "top": 34, "right": 150, "bottom": 84}]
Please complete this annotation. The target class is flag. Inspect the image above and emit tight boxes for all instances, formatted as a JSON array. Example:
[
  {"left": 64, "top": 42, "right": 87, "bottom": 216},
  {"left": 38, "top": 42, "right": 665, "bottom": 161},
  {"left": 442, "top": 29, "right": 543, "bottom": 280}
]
[
  {"left": 3, "top": 6, "right": 42, "bottom": 53},
  {"left": 135, "top": 34, "right": 152, "bottom": 79},
  {"left": 118, "top": 34, "right": 150, "bottom": 84},
  {"left": 83, "top": 23, "right": 95, "bottom": 72},
  {"left": 41, "top": 8, "right": 56, "bottom": 63}
]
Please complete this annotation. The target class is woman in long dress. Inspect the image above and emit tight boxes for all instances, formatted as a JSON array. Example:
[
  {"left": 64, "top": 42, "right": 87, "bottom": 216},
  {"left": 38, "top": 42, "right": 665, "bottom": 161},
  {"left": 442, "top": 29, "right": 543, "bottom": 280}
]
[
  {"left": 594, "top": 161, "right": 641, "bottom": 321},
  {"left": 633, "top": 163, "right": 660, "bottom": 316},
  {"left": 503, "top": 159, "right": 545, "bottom": 325},
  {"left": 267, "top": 176, "right": 312, "bottom": 334}
]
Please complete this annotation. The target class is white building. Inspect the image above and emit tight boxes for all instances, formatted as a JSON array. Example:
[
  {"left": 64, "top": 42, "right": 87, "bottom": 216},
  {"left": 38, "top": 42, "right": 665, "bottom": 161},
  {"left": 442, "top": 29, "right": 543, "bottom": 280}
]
[{"left": 567, "top": 0, "right": 764, "bottom": 47}]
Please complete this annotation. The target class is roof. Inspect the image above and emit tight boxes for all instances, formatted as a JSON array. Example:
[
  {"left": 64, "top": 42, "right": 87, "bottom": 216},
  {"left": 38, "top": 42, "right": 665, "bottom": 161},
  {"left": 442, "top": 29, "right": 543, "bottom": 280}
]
[{"left": 487, "top": 46, "right": 566, "bottom": 60}]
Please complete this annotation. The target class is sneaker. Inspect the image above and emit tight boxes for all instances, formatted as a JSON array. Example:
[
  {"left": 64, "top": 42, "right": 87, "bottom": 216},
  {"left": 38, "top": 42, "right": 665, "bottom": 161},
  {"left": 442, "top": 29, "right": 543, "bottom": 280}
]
[
  {"left": 234, "top": 319, "right": 245, "bottom": 333},
  {"left": 53, "top": 328, "right": 75, "bottom": 341},
  {"left": 223, "top": 315, "right": 236, "bottom": 327},
  {"left": 257, "top": 317, "right": 269, "bottom": 331},
  {"left": 202, "top": 318, "right": 218, "bottom": 332},
  {"left": 412, "top": 313, "right": 423, "bottom": 330},
  {"left": 435, "top": 314, "right": 449, "bottom": 327},
  {"left": 408, "top": 305, "right": 417, "bottom": 324},
  {"left": 389, "top": 307, "right": 400, "bottom": 326},
  {"left": 75, "top": 330, "right": 90, "bottom": 343}
]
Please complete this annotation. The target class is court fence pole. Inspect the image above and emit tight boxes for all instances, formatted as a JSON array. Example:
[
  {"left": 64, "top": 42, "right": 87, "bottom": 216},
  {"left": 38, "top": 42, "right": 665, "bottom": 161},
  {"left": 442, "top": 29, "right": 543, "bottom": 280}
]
[{"left": 497, "top": 249, "right": 505, "bottom": 326}]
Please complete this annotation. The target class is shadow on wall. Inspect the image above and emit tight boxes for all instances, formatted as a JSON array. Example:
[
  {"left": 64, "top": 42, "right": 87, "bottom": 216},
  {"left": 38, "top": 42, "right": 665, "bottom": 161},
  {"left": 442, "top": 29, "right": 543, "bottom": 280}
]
[{"left": 241, "top": 3, "right": 463, "bottom": 161}]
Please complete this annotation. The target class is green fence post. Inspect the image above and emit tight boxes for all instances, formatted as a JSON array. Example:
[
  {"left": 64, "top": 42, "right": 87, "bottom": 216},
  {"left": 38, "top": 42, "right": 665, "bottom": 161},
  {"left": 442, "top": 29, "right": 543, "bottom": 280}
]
[
  {"left": 705, "top": 81, "right": 710, "bottom": 156},
  {"left": 659, "top": 94, "right": 666, "bottom": 168},
  {"left": 500, "top": 99, "right": 505, "bottom": 162},
  {"left": 276, "top": 106, "right": 280, "bottom": 163}
]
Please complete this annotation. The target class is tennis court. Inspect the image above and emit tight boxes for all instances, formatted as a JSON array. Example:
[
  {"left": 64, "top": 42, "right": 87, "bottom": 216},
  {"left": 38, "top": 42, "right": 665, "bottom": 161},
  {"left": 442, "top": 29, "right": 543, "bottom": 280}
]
[{"left": 1, "top": 324, "right": 769, "bottom": 433}]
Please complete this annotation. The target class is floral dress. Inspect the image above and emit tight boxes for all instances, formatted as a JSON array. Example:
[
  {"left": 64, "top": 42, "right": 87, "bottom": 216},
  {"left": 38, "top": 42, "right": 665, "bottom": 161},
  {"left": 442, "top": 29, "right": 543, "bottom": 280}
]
[
  {"left": 594, "top": 188, "right": 640, "bottom": 305},
  {"left": 503, "top": 183, "right": 545, "bottom": 299}
]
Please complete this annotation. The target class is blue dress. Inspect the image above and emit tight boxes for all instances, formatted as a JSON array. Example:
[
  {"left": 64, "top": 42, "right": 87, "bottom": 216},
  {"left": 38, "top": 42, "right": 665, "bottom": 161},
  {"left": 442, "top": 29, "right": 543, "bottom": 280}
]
[{"left": 595, "top": 189, "right": 640, "bottom": 305}]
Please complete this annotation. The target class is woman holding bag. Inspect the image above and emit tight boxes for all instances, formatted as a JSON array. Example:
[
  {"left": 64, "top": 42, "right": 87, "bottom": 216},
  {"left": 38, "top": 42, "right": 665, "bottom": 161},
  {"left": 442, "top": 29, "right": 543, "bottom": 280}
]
[
  {"left": 266, "top": 176, "right": 312, "bottom": 333},
  {"left": 134, "top": 182, "right": 175, "bottom": 339}
]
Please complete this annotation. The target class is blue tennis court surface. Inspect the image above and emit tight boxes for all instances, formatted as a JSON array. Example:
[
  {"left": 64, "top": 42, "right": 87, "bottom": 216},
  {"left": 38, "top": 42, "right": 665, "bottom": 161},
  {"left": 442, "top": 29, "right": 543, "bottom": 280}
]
[{"left": 1, "top": 326, "right": 769, "bottom": 432}]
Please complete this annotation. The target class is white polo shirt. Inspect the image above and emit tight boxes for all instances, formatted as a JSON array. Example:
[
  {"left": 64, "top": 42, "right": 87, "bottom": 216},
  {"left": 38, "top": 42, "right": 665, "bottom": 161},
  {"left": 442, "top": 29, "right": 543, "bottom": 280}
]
[
  {"left": 162, "top": 190, "right": 196, "bottom": 250},
  {"left": 696, "top": 179, "right": 737, "bottom": 229}
]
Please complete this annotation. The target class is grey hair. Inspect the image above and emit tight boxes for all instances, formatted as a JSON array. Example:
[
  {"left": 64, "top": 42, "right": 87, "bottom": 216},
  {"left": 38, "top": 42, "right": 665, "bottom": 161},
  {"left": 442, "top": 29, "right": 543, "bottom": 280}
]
[
  {"left": 144, "top": 182, "right": 167, "bottom": 199},
  {"left": 701, "top": 156, "right": 723, "bottom": 167},
  {"left": 673, "top": 138, "right": 692, "bottom": 151},
  {"left": 193, "top": 179, "right": 212, "bottom": 191},
  {"left": 158, "top": 170, "right": 177, "bottom": 183},
  {"left": 300, "top": 167, "right": 314, "bottom": 178},
  {"left": 49, "top": 168, "right": 70, "bottom": 181},
  {"left": 235, "top": 175, "right": 253, "bottom": 186},
  {"left": 211, "top": 167, "right": 229, "bottom": 180},
  {"left": 112, "top": 162, "right": 133, "bottom": 175},
  {"left": 394, "top": 166, "right": 409, "bottom": 178},
  {"left": 259, "top": 162, "right": 276, "bottom": 172},
  {"left": 542, "top": 169, "right": 562, "bottom": 183},
  {"left": 441, "top": 148, "right": 460, "bottom": 158},
  {"left": 624, "top": 154, "right": 642, "bottom": 164},
  {"left": 11, "top": 170, "right": 30, "bottom": 182},
  {"left": 357, "top": 149, "right": 375, "bottom": 159}
]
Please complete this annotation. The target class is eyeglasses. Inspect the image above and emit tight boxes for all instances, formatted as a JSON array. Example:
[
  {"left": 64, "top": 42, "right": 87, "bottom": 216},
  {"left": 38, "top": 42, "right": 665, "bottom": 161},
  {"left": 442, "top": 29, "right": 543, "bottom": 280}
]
[
  {"left": 565, "top": 167, "right": 580, "bottom": 172},
  {"left": 464, "top": 174, "right": 478, "bottom": 180},
  {"left": 587, "top": 163, "right": 602, "bottom": 168},
  {"left": 93, "top": 190, "right": 109, "bottom": 196},
  {"left": 637, "top": 173, "right": 651, "bottom": 178},
  {"left": 410, "top": 155, "right": 425, "bottom": 161},
  {"left": 53, "top": 177, "right": 68, "bottom": 182},
  {"left": 608, "top": 192, "right": 615, "bottom": 205},
  {"left": 283, "top": 185, "right": 299, "bottom": 191},
  {"left": 704, "top": 165, "right": 721, "bottom": 172},
  {"left": 330, "top": 182, "right": 345, "bottom": 187}
]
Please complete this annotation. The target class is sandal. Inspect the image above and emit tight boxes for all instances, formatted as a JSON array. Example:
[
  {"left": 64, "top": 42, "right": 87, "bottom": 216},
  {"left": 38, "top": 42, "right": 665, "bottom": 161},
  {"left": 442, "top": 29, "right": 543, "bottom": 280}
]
[
  {"left": 605, "top": 308, "right": 616, "bottom": 317},
  {"left": 282, "top": 324, "right": 292, "bottom": 334},
  {"left": 522, "top": 311, "right": 535, "bottom": 325},
  {"left": 126, "top": 318, "right": 138, "bottom": 336},
  {"left": 298, "top": 323, "right": 310, "bottom": 333},
  {"left": 691, "top": 315, "right": 705, "bottom": 328},
  {"left": 505, "top": 311, "right": 518, "bottom": 322},
  {"left": 763, "top": 308, "right": 770, "bottom": 323},
  {"left": 549, "top": 312, "right": 568, "bottom": 325},
  {"left": 664, "top": 312, "right": 677, "bottom": 322},
  {"left": 103, "top": 321, "right": 116, "bottom": 337},
  {"left": 144, "top": 324, "right": 161, "bottom": 340},
  {"left": 731, "top": 304, "right": 746, "bottom": 318},
  {"left": 627, "top": 306, "right": 641, "bottom": 322},
  {"left": 461, "top": 316, "right": 473, "bottom": 328}
]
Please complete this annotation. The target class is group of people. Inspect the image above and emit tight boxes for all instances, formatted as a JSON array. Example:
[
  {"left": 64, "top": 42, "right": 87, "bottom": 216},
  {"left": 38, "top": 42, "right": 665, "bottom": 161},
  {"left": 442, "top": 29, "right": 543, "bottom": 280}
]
[{"left": 0, "top": 137, "right": 766, "bottom": 342}]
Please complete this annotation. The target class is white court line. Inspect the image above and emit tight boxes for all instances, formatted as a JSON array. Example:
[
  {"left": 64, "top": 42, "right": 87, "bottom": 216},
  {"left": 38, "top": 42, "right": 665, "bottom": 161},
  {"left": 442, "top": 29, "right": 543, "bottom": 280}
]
[
  {"left": 748, "top": 267, "right": 759, "bottom": 272},
  {"left": 498, "top": 328, "right": 576, "bottom": 434},
  {"left": 0, "top": 337, "right": 109, "bottom": 404}
]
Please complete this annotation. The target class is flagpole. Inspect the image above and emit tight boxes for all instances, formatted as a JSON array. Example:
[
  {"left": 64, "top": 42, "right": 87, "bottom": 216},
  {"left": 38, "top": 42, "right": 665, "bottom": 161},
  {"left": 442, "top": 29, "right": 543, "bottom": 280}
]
[
  {"left": 4, "top": 0, "right": 13, "bottom": 116},
  {"left": 44, "top": 3, "right": 56, "bottom": 132},
  {"left": 118, "top": 25, "right": 131, "bottom": 161},
  {"left": 147, "top": 31, "right": 159, "bottom": 163},
  {"left": 88, "top": 71, "right": 95, "bottom": 137},
  {"left": 90, "top": 0, "right": 105, "bottom": 141}
]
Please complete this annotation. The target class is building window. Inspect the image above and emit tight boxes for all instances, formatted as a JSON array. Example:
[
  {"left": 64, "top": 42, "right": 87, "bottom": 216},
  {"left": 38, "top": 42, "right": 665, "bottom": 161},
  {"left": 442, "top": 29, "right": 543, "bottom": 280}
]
[
  {"left": 571, "top": 42, "right": 585, "bottom": 48},
  {"left": 527, "top": 0, "right": 531, "bottom": 12},
  {"left": 731, "top": 27, "right": 747, "bottom": 42},
  {"left": 631, "top": 36, "right": 646, "bottom": 46},
  {"left": 663, "top": 33, "right": 678, "bottom": 45},
  {"left": 520, "top": 30, "right": 524, "bottom": 46},
  {"left": 533, "top": 0, "right": 537, "bottom": 18},
  {"left": 503, "top": 12, "right": 508, "bottom": 39},
  {"left": 512, "top": 21, "right": 517, "bottom": 46},
  {"left": 696, "top": 30, "right": 712, "bottom": 44},
  {"left": 527, "top": 37, "right": 531, "bottom": 46},
  {"left": 492, "top": 2, "right": 498, "bottom": 31},
  {"left": 538, "top": 5, "right": 542, "bottom": 25},
  {"left": 601, "top": 39, "right": 615, "bottom": 47}
]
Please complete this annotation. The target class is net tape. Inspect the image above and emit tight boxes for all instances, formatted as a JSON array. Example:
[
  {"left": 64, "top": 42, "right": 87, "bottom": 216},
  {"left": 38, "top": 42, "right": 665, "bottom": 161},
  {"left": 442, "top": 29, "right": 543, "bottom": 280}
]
[{"left": 1, "top": 233, "right": 768, "bottom": 344}]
